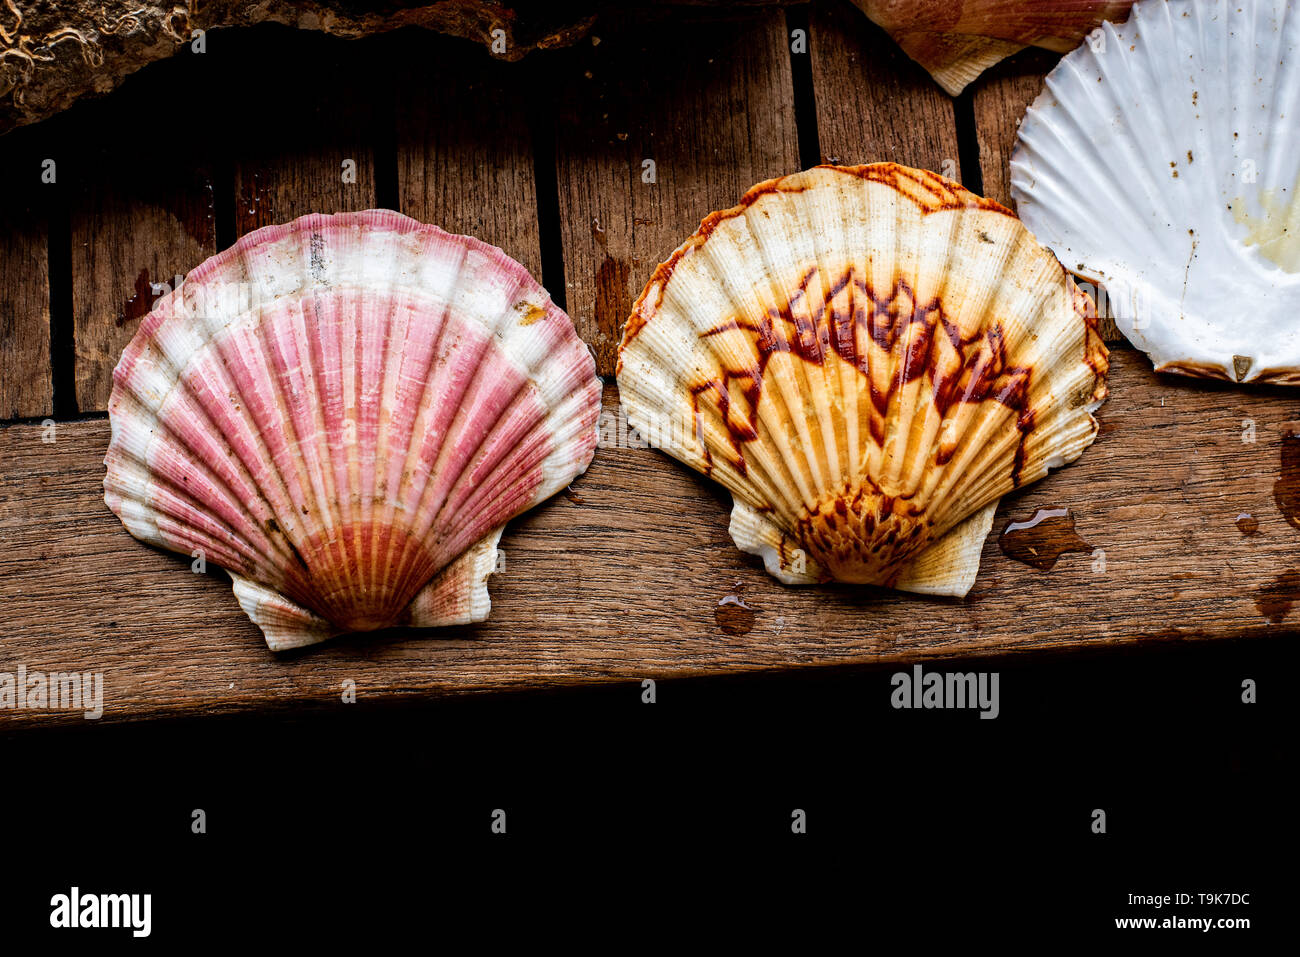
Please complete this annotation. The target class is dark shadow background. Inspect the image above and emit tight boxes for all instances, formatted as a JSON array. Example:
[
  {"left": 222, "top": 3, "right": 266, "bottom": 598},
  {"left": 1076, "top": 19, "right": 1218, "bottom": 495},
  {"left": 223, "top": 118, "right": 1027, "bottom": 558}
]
[{"left": 2, "top": 633, "right": 1288, "bottom": 940}]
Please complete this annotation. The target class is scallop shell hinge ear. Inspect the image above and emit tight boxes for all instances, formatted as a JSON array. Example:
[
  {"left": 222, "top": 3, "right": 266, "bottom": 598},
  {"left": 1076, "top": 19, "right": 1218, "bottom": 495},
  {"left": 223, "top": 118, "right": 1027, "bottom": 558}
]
[
  {"left": 616, "top": 163, "right": 1108, "bottom": 597},
  {"left": 103, "top": 210, "right": 602, "bottom": 651},
  {"left": 1012, "top": 0, "right": 1300, "bottom": 385}
]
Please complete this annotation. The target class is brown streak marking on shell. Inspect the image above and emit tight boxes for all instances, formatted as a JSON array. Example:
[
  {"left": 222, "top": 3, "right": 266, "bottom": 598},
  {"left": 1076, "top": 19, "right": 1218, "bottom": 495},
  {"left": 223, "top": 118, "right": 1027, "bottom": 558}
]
[
  {"left": 1073, "top": 279, "right": 1110, "bottom": 401},
  {"left": 616, "top": 163, "right": 1016, "bottom": 367},
  {"left": 690, "top": 406, "right": 715, "bottom": 477},
  {"left": 687, "top": 265, "right": 1047, "bottom": 579},
  {"left": 1156, "top": 359, "right": 1234, "bottom": 382},
  {"left": 1171, "top": 359, "right": 1300, "bottom": 388},
  {"left": 1249, "top": 367, "right": 1300, "bottom": 385},
  {"left": 619, "top": 164, "right": 1110, "bottom": 581},
  {"left": 691, "top": 268, "right": 1034, "bottom": 486}
]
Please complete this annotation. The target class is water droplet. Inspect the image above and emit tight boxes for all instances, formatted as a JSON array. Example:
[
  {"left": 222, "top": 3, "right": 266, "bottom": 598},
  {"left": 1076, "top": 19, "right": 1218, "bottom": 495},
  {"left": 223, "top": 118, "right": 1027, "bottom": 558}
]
[
  {"left": 715, "top": 585, "right": 756, "bottom": 636},
  {"left": 1235, "top": 512, "right": 1260, "bottom": 536},
  {"left": 998, "top": 507, "right": 1092, "bottom": 570}
]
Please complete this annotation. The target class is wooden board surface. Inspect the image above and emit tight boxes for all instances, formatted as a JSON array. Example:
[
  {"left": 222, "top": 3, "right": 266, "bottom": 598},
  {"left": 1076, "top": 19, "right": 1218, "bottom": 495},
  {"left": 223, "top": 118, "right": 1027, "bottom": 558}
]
[
  {"left": 0, "top": 4, "right": 1289, "bottom": 727},
  {"left": 0, "top": 192, "right": 51, "bottom": 420},
  {"left": 808, "top": 0, "right": 961, "bottom": 175},
  {"left": 2, "top": 350, "right": 1299, "bottom": 727},
  {"left": 229, "top": 29, "right": 381, "bottom": 238},
  {"left": 397, "top": 33, "right": 544, "bottom": 281},
  {"left": 552, "top": 7, "right": 800, "bottom": 375},
  {"left": 66, "top": 51, "right": 220, "bottom": 414}
]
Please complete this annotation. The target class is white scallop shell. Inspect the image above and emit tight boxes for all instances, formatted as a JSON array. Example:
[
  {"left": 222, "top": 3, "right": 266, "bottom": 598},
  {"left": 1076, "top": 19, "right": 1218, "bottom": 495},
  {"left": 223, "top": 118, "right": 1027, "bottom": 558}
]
[{"left": 1012, "top": 0, "right": 1300, "bottom": 384}]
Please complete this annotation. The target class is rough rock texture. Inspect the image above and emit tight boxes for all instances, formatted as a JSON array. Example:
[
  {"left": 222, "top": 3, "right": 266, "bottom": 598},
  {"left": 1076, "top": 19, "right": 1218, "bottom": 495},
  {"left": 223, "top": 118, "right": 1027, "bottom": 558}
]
[
  {"left": 0, "top": 0, "right": 601, "bottom": 134},
  {"left": 1, "top": 0, "right": 1135, "bottom": 134}
]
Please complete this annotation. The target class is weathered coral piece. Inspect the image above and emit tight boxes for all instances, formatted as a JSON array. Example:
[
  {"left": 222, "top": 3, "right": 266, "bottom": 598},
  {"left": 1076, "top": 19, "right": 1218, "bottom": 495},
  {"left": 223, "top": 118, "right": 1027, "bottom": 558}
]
[
  {"left": 851, "top": 0, "right": 1135, "bottom": 95},
  {"left": 0, "top": 1, "right": 1134, "bottom": 136},
  {"left": 617, "top": 164, "right": 1108, "bottom": 595},
  {"left": 0, "top": 0, "right": 598, "bottom": 135},
  {"left": 1012, "top": 0, "right": 1300, "bottom": 385},
  {"left": 104, "top": 210, "right": 601, "bottom": 650}
]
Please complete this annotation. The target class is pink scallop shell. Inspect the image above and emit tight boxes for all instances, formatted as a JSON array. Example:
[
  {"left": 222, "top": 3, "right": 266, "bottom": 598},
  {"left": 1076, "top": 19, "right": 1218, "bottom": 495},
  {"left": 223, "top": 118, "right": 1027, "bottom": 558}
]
[{"left": 104, "top": 210, "right": 601, "bottom": 650}]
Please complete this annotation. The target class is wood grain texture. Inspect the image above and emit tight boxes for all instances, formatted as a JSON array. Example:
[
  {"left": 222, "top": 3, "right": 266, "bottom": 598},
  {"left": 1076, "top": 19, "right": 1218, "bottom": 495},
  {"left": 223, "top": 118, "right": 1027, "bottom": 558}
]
[
  {"left": 971, "top": 46, "right": 1124, "bottom": 344},
  {"left": 552, "top": 8, "right": 801, "bottom": 375},
  {"left": 229, "top": 28, "right": 380, "bottom": 237},
  {"left": 809, "top": 0, "right": 961, "bottom": 176},
  {"left": 971, "top": 47, "right": 1059, "bottom": 210},
  {"left": 1, "top": 349, "right": 1296, "bottom": 727},
  {"left": 67, "top": 51, "right": 218, "bottom": 414},
  {"left": 0, "top": 190, "right": 51, "bottom": 419},
  {"left": 396, "top": 33, "right": 543, "bottom": 282},
  {"left": 69, "top": 29, "right": 386, "bottom": 414},
  {"left": 71, "top": 188, "right": 214, "bottom": 414}
]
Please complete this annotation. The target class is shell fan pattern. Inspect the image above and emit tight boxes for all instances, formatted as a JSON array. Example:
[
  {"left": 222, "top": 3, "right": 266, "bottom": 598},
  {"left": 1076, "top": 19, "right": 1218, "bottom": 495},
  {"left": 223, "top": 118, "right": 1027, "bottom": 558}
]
[
  {"left": 617, "top": 164, "right": 1109, "bottom": 596},
  {"left": 104, "top": 210, "right": 601, "bottom": 651}
]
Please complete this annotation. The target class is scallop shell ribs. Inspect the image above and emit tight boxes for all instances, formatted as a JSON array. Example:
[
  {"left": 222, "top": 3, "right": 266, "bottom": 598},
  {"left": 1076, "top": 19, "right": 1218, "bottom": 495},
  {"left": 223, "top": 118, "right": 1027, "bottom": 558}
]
[
  {"left": 617, "top": 164, "right": 1108, "bottom": 595},
  {"left": 104, "top": 210, "right": 601, "bottom": 650},
  {"left": 1012, "top": 0, "right": 1300, "bottom": 385}
]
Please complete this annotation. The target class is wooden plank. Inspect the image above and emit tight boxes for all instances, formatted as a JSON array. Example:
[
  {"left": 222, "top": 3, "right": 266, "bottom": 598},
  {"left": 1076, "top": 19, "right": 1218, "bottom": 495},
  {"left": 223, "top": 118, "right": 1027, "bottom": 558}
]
[
  {"left": 397, "top": 34, "right": 543, "bottom": 283},
  {"left": 553, "top": 8, "right": 801, "bottom": 376},
  {"left": 1, "top": 349, "right": 1296, "bottom": 727},
  {"left": 68, "top": 28, "right": 394, "bottom": 414},
  {"left": 0, "top": 150, "right": 51, "bottom": 419},
  {"left": 68, "top": 54, "right": 217, "bottom": 413},
  {"left": 971, "top": 47, "right": 1060, "bottom": 209},
  {"left": 72, "top": 183, "right": 214, "bottom": 414},
  {"left": 229, "top": 28, "right": 379, "bottom": 237},
  {"left": 971, "top": 47, "right": 1125, "bottom": 344},
  {"left": 808, "top": 0, "right": 962, "bottom": 175}
]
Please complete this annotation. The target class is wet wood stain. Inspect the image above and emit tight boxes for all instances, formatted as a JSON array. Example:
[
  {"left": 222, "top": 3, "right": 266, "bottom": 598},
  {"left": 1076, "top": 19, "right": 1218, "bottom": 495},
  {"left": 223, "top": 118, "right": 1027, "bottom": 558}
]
[
  {"left": 594, "top": 256, "right": 630, "bottom": 354},
  {"left": 998, "top": 507, "right": 1091, "bottom": 570},
  {"left": 118, "top": 268, "right": 156, "bottom": 326},
  {"left": 715, "top": 586, "right": 756, "bottom": 636},
  {"left": 1273, "top": 428, "right": 1300, "bottom": 529},
  {"left": 1255, "top": 569, "right": 1300, "bottom": 623}
]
